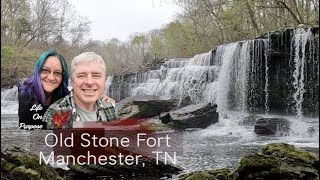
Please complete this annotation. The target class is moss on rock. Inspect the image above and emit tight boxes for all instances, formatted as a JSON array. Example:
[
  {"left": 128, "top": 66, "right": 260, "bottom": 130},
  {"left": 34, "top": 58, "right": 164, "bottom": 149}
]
[
  {"left": 231, "top": 143, "right": 319, "bottom": 180},
  {"left": 179, "top": 168, "right": 231, "bottom": 180},
  {"left": 1, "top": 145, "right": 64, "bottom": 180},
  {"left": 1, "top": 158, "right": 16, "bottom": 172},
  {"left": 259, "top": 143, "right": 319, "bottom": 164},
  {"left": 10, "top": 166, "right": 40, "bottom": 180},
  {"left": 179, "top": 143, "right": 319, "bottom": 180}
]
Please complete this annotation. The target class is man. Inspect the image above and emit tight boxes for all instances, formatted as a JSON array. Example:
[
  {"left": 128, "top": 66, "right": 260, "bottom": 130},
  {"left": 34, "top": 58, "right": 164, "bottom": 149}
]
[{"left": 43, "top": 52, "right": 116, "bottom": 129}]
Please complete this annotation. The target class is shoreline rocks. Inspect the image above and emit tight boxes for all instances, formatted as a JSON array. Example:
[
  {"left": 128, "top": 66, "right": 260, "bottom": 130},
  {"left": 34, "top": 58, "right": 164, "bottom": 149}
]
[
  {"left": 179, "top": 143, "right": 319, "bottom": 180},
  {"left": 1, "top": 145, "right": 182, "bottom": 180},
  {"left": 1, "top": 145, "right": 63, "bottom": 180}
]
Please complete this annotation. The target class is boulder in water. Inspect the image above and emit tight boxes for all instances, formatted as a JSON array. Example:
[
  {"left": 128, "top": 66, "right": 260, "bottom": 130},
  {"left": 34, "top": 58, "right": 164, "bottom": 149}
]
[
  {"left": 238, "top": 114, "right": 259, "bottom": 126},
  {"left": 307, "top": 126, "right": 319, "bottom": 137},
  {"left": 159, "top": 103, "right": 219, "bottom": 130},
  {"left": 254, "top": 118, "right": 291, "bottom": 135},
  {"left": 116, "top": 95, "right": 188, "bottom": 119}
]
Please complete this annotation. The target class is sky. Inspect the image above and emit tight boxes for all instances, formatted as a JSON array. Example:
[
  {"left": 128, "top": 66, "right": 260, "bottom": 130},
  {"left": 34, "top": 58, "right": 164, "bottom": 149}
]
[{"left": 68, "top": 0, "right": 180, "bottom": 42}]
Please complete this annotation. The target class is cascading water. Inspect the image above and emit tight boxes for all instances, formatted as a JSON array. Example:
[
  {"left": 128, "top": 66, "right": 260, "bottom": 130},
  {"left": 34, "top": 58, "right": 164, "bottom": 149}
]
[
  {"left": 264, "top": 34, "right": 270, "bottom": 114},
  {"left": 130, "top": 53, "right": 220, "bottom": 104},
  {"left": 292, "top": 28, "right": 313, "bottom": 118},
  {"left": 105, "top": 75, "right": 113, "bottom": 96},
  {"left": 2, "top": 28, "right": 318, "bottom": 118},
  {"left": 215, "top": 43, "right": 239, "bottom": 115},
  {"left": 235, "top": 41, "right": 251, "bottom": 112},
  {"left": 1, "top": 86, "right": 18, "bottom": 101},
  {"left": 1, "top": 26, "right": 319, "bottom": 176},
  {"left": 1, "top": 86, "right": 19, "bottom": 114},
  {"left": 247, "top": 39, "right": 269, "bottom": 113},
  {"left": 107, "top": 27, "right": 318, "bottom": 117}
]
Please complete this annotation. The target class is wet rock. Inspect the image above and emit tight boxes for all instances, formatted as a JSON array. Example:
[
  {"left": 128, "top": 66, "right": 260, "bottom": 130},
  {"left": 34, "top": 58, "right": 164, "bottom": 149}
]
[
  {"left": 307, "top": 126, "right": 319, "bottom": 137},
  {"left": 153, "top": 121, "right": 174, "bottom": 131},
  {"left": 254, "top": 118, "right": 291, "bottom": 135},
  {"left": 179, "top": 168, "right": 231, "bottom": 180},
  {"left": 232, "top": 143, "right": 319, "bottom": 180},
  {"left": 1, "top": 145, "right": 182, "bottom": 180},
  {"left": 179, "top": 143, "right": 319, "bottom": 180},
  {"left": 238, "top": 114, "right": 259, "bottom": 126},
  {"left": 159, "top": 112, "right": 171, "bottom": 123},
  {"left": 67, "top": 157, "right": 182, "bottom": 179},
  {"left": 160, "top": 103, "right": 219, "bottom": 130},
  {"left": 116, "top": 95, "right": 180, "bottom": 119},
  {"left": 1, "top": 145, "right": 63, "bottom": 180}
]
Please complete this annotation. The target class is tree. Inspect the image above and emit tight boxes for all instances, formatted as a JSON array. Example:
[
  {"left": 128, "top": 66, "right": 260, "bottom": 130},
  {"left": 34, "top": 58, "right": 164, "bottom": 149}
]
[
  {"left": 130, "top": 33, "right": 150, "bottom": 63},
  {"left": 1, "top": 0, "right": 31, "bottom": 46},
  {"left": 69, "top": 16, "right": 91, "bottom": 47},
  {"left": 173, "top": 0, "right": 319, "bottom": 54},
  {"left": 0, "top": 0, "right": 94, "bottom": 87},
  {"left": 148, "top": 29, "right": 167, "bottom": 60}
]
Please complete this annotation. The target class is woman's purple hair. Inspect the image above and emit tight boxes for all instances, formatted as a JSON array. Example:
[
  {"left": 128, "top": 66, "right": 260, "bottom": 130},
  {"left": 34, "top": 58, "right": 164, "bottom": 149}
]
[{"left": 19, "top": 50, "right": 69, "bottom": 106}]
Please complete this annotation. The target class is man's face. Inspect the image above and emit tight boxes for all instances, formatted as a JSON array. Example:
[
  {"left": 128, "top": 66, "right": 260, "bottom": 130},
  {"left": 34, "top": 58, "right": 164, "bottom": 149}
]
[{"left": 72, "top": 61, "right": 105, "bottom": 109}]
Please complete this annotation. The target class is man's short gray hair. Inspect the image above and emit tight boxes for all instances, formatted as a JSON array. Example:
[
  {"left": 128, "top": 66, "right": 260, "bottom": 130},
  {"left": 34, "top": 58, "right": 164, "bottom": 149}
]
[{"left": 71, "top": 52, "right": 106, "bottom": 76}]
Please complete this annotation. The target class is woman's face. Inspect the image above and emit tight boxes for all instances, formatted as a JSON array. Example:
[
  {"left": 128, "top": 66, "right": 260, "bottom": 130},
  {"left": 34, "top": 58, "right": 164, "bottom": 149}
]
[{"left": 40, "top": 56, "right": 63, "bottom": 95}]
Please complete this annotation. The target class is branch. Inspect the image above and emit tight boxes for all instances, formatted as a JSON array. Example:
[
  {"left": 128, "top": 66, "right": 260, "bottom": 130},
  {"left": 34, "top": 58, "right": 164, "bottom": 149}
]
[
  {"left": 276, "top": 0, "right": 303, "bottom": 24},
  {"left": 244, "top": 0, "right": 261, "bottom": 35}
]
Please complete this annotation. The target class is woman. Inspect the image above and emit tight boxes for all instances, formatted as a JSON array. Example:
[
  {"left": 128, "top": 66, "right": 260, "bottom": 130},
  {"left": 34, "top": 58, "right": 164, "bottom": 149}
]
[
  {"left": 18, "top": 50, "right": 69, "bottom": 130},
  {"left": 18, "top": 50, "right": 116, "bottom": 130}
]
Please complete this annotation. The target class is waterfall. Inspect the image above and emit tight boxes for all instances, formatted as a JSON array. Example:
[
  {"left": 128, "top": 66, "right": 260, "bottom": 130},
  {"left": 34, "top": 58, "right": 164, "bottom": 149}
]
[
  {"left": 235, "top": 41, "right": 251, "bottom": 112},
  {"left": 213, "top": 39, "right": 271, "bottom": 115},
  {"left": 1, "top": 86, "right": 19, "bottom": 114},
  {"left": 216, "top": 43, "right": 239, "bottom": 115},
  {"left": 1, "top": 86, "right": 18, "bottom": 101},
  {"left": 292, "top": 28, "right": 312, "bottom": 118},
  {"left": 187, "top": 51, "right": 212, "bottom": 66},
  {"left": 130, "top": 54, "right": 220, "bottom": 103},
  {"left": 105, "top": 26, "right": 318, "bottom": 116},
  {"left": 264, "top": 35, "right": 270, "bottom": 115},
  {"left": 105, "top": 76, "right": 113, "bottom": 96},
  {"left": 2, "top": 26, "right": 318, "bottom": 118}
]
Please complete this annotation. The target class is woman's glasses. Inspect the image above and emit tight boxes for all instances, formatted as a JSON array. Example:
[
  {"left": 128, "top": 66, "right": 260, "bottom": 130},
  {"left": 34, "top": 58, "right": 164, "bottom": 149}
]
[{"left": 40, "top": 68, "right": 63, "bottom": 77}]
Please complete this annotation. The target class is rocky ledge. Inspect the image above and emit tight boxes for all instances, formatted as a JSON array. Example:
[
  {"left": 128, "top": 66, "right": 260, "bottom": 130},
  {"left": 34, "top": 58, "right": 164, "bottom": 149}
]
[
  {"left": 1, "top": 145, "right": 63, "bottom": 180},
  {"left": 116, "top": 96, "right": 218, "bottom": 130},
  {"left": 1, "top": 145, "right": 182, "bottom": 180},
  {"left": 179, "top": 143, "right": 319, "bottom": 180},
  {"left": 160, "top": 103, "right": 219, "bottom": 130}
]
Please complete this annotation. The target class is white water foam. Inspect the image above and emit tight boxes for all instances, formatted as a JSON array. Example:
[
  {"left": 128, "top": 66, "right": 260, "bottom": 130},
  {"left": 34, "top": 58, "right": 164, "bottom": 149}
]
[
  {"left": 292, "top": 28, "right": 312, "bottom": 118},
  {"left": 1, "top": 86, "right": 19, "bottom": 114},
  {"left": 195, "top": 111, "right": 319, "bottom": 148}
]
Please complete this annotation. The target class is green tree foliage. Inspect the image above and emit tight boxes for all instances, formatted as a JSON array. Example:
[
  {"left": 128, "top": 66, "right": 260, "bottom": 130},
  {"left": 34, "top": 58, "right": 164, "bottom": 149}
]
[
  {"left": 148, "top": 32, "right": 166, "bottom": 60},
  {"left": 130, "top": 33, "right": 150, "bottom": 63},
  {"left": 1, "top": 46, "right": 40, "bottom": 87}
]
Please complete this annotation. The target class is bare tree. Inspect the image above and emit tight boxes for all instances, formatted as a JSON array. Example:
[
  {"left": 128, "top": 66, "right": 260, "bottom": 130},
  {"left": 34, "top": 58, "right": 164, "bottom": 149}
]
[
  {"left": 69, "top": 16, "right": 91, "bottom": 46},
  {"left": 23, "top": 0, "right": 58, "bottom": 47},
  {"left": 1, "top": 0, "right": 30, "bottom": 46}
]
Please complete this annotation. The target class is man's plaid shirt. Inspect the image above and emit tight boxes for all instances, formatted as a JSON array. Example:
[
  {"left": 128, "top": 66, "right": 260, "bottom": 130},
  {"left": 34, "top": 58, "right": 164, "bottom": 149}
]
[{"left": 43, "top": 93, "right": 117, "bottom": 129}]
